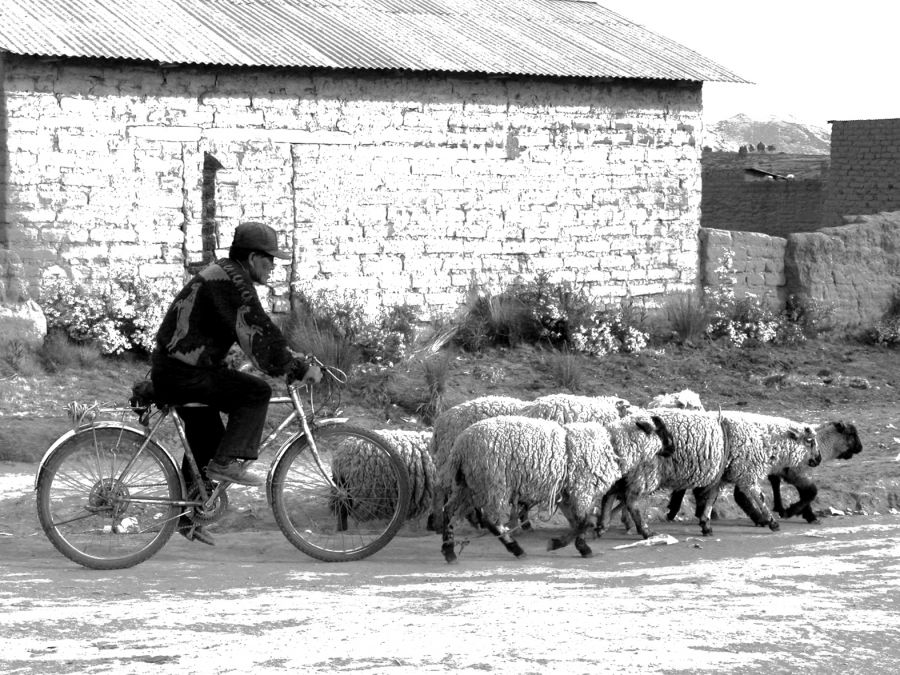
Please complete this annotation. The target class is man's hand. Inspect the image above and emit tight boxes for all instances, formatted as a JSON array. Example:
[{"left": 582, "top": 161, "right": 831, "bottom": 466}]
[
  {"left": 302, "top": 363, "right": 323, "bottom": 384},
  {"left": 288, "top": 357, "right": 323, "bottom": 384}
]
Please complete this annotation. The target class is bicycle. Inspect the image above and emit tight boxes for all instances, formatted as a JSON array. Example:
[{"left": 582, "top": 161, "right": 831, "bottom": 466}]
[{"left": 34, "top": 363, "right": 411, "bottom": 570}]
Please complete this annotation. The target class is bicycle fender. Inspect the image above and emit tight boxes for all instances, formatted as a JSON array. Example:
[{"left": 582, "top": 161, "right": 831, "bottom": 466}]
[
  {"left": 34, "top": 422, "right": 185, "bottom": 496},
  {"left": 264, "top": 417, "right": 348, "bottom": 505}
]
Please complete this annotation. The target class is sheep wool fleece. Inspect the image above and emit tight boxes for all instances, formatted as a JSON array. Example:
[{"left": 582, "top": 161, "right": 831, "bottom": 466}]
[{"left": 443, "top": 415, "right": 567, "bottom": 525}]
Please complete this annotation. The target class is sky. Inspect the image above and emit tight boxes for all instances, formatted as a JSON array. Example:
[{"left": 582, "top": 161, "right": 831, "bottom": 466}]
[{"left": 598, "top": 1, "right": 899, "bottom": 127}]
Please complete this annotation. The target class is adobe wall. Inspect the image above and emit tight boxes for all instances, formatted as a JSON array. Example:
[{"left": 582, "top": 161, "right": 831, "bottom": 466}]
[
  {"left": 698, "top": 228, "right": 787, "bottom": 308},
  {"left": 1, "top": 55, "right": 705, "bottom": 319},
  {"left": 785, "top": 212, "right": 900, "bottom": 329},
  {"left": 823, "top": 119, "right": 900, "bottom": 228},
  {"left": 701, "top": 211, "right": 900, "bottom": 331}
]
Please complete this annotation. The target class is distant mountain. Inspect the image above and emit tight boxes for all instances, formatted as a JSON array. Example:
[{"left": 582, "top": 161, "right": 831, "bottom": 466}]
[{"left": 704, "top": 114, "right": 831, "bottom": 155}]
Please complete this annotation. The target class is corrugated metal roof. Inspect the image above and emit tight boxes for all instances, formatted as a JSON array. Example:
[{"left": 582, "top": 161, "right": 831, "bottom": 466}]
[{"left": 0, "top": 0, "right": 747, "bottom": 82}]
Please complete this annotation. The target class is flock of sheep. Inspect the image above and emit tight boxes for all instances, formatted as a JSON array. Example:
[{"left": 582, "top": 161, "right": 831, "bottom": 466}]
[{"left": 335, "top": 390, "right": 862, "bottom": 563}]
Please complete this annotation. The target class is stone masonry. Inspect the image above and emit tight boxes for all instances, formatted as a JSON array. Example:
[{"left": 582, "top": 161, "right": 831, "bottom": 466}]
[{"left": 2, "top": 55, "right": 705, "bottom": 319}]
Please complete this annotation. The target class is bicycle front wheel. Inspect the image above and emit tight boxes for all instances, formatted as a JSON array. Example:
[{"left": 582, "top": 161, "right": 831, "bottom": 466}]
[
  {"left": 270, "top": 425, "right": 410, "bottom": 562},
  {"left": 35, "top": 427, "right": 182, "bottom": 570}
]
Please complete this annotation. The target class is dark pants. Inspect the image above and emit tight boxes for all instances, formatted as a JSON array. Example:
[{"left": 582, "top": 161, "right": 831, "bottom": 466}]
[{"left": 150, "top": 357, "right": 272, "bottom": 484}]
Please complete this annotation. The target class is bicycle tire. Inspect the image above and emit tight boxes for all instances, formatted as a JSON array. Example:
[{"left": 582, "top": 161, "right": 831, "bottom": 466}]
[
  {"left": 269, "top": 424, "right": 411, "bottom": 562},
  {"left": 35, "top": 427, "right": 182, "bottom": 570}
]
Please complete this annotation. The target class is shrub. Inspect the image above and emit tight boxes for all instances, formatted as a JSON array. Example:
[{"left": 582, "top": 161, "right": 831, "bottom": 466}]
[
  {"left": 281, "top": 305, "right": 361, "bottom": 378},
  {"left": 703, "top": 252, "right": 811, "bottom": 348},
  {"left": 549, "top": 346, "right": 584, "bottom": 392},
  {"left": 38, "top": 329, "right": 103, "bottom": 373},
  {"left": 570, "top": 295, "right": 650, "bottom": 356},
  {"left": 862, "top": 294, "right": 900, "bottom": 347},
  {"left": 782, "top": 294, "right": 834, "bottom": 339},
  {"left": 0, "top": 338, "right": 41, "bottom": 377},
  {"left": 288, "top": 290, "right": 419, "bottom": 368},
  {"left": 663, "top": 290, "right": 709, "bottom": 344},
  {"left": 40, "top": 265, "right": 180, "bottom": 356},
  {"left": 453, "top": 288, "right": 530, "bottom": 351}
]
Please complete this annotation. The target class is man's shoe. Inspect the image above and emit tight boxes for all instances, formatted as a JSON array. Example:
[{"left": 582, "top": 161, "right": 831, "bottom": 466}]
[
  {"left": 205, "top": 459, "right": 263, "bottom": 487},
  {"left": 177, "top": 516, "right": 216, "bottom": 546}
]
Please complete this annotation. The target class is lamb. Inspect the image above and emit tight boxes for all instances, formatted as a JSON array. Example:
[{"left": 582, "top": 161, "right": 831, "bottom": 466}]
[
  {"left": 646, "top": 389, "right": 705, "bottom": 411},
  {"left": 765, "top": 420, "right": 862, "bottom": 522},
  {"left": 519, "top": 393, "right": 632, "bottom": 424},
  {"left": 331, "top": 429, "right": 435, "bottom": 524},
  {"left": 704, "top": 411, "right": 821, "bottom": 531},
  {"left": 724, "top": 420, "right": 862, "bottom": 525},
  {"left": 437, "top": 412, "right": 673, "bottom": 562}
]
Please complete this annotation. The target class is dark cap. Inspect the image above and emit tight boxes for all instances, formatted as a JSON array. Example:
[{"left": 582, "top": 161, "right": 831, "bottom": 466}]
[{"left": 232, "top": 222, "right": 291, "bottom": 259}]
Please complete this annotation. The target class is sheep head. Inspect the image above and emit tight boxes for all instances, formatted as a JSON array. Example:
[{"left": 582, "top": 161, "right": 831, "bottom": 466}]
[
  {"left": 830, "top": 421, "right": 863, "bottom": 460},
  {"left": 787, "top": 424, "right": 821, "bottom": 467}
]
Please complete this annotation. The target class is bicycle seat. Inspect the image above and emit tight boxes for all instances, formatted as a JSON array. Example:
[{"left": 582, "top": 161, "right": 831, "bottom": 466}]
[{"left": 130, "top": 380, "right": 207, "bottom": 410}]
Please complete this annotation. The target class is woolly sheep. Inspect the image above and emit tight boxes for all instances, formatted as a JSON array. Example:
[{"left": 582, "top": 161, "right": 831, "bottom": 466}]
[
  {"left": 429, "top": 395, "right": 529, "bottom": 525},
  {"left": 646, "top": 389, "right": 705, "bottom": 411},
  {"left": 599, "top": 408, "right": 729, "bottom": 538},
  {"left": 429, "top": 393, "right": 629, "bottom": 530},
  {"left": 331, "top": 429, "right": 435, "bottom": 523},
  {"left": 727, "top": 420, "right": 862, "bottom": 525},
  {"left": 604, "top": 409, "right": 820, "bottom": 536},
  {"left": 709, "top": 411, "right": 821, "bottom": 531},
  {"left": 438, "top": 412, "right": 673, "bottom": 562},
  {"left": 519, "top": 393, "right": 632, "bottom": 424},
  {"left": 603, "top": 390, "right": 705, "bottom": 532}
]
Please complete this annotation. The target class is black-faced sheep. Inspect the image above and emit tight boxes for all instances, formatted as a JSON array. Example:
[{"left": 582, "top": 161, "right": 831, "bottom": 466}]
[{"left": 724, "top": 420, "right": 862, "bottom": 525}]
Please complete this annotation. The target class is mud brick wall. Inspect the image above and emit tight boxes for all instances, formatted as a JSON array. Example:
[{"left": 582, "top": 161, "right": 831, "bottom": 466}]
[
  {"left": 2, "top": 55, "right": 705, "bottom": 319},
  {"left": 699, "top": 228, "right": 787, "bottom": 308},
  {"left": 785, "top": 212, "right": 900, "bottom": 329},
  {"left": 823, "top": 119, "right": 900, "bottom": 228}
]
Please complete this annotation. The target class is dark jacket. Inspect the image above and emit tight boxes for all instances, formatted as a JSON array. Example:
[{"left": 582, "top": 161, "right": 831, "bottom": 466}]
[{"left": 152, "top": 258, "right": 292, "bottom": 376}]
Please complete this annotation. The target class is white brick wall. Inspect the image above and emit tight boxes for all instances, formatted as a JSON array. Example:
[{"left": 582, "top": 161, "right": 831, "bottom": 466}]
[{"left": 4, "top": 55, "right": 705, "bottom": 318}]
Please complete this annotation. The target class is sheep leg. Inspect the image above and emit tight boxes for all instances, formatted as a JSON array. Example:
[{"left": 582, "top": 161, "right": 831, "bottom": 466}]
[
  {"left": 548, "top": 503, "right": 594, "bottom": 557},
  {"left": 517, "top": 503, "right": 533, "bottom": 531},
  {"left": 736, "top": 481, "right": 779, "bottom": 531},
  {"left": 440, "top": 492, "right": 460, "bottom": 563},
  {"left": 768, "top": 473, "right": 787, "bottom": 517},
  {"left": 666, "top": 489, "right": 686, "bottom": 521},
  {"left": 596, "top": 482, "right": 627, "bottom": 536},
  {"left": 694, "top": 483, "right": 721, "bottom": 536},
  {"left": 441, "top": 521, "right": 458, "bottom": 563},
  {"left": 595, "top": 492, "right": 613, "bottom": 536},
  {"left": 733, "top": 486, "right": 769, "bottom": 526},
  {"left": 624, "top": 499, "right": 654, "bottom": 539},
  {"left": 780, "top": 470, "right": 820, "bottom": 523},
  {"left": 476, "top": 508, "right": 526, "bottom": 558}
]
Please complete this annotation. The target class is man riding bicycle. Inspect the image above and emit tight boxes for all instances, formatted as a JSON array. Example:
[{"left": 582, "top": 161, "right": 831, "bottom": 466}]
[{"left": 150, "top": 221, "right": 321, "bottom": 545}]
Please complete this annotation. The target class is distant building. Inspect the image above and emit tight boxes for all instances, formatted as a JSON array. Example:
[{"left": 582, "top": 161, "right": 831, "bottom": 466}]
[{"left": 822, "top": 118, "right": 900, "bottom": 227}]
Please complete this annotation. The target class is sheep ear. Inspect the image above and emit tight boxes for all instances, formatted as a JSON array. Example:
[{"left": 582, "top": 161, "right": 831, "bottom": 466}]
[
  {"left": 834, "top": 421, "right": 846, "bottom": 433},
  {"left": 786, "top": 426, "right": 802, "bottom": 440},
  {"left": 635, "top": 420, "right": 654, "bottom": 434}
]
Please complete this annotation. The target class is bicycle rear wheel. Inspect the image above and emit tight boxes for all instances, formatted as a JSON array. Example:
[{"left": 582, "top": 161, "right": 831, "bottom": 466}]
[
  {"left": 270, "top": 424, "right": 410, "bottom": 562},
  {"left": 35, "top": 426, "right": 182, "bottom": 569}
]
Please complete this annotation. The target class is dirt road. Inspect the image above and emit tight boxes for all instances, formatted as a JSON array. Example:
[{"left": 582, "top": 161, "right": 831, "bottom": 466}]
[{"left": 2, "top": 461, "right": 899, "bottom": 675}]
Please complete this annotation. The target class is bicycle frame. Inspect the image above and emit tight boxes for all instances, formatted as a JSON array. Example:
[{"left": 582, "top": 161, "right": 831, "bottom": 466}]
[{"left": 34, "top": 382, "right": 349, "bottom": 513}]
